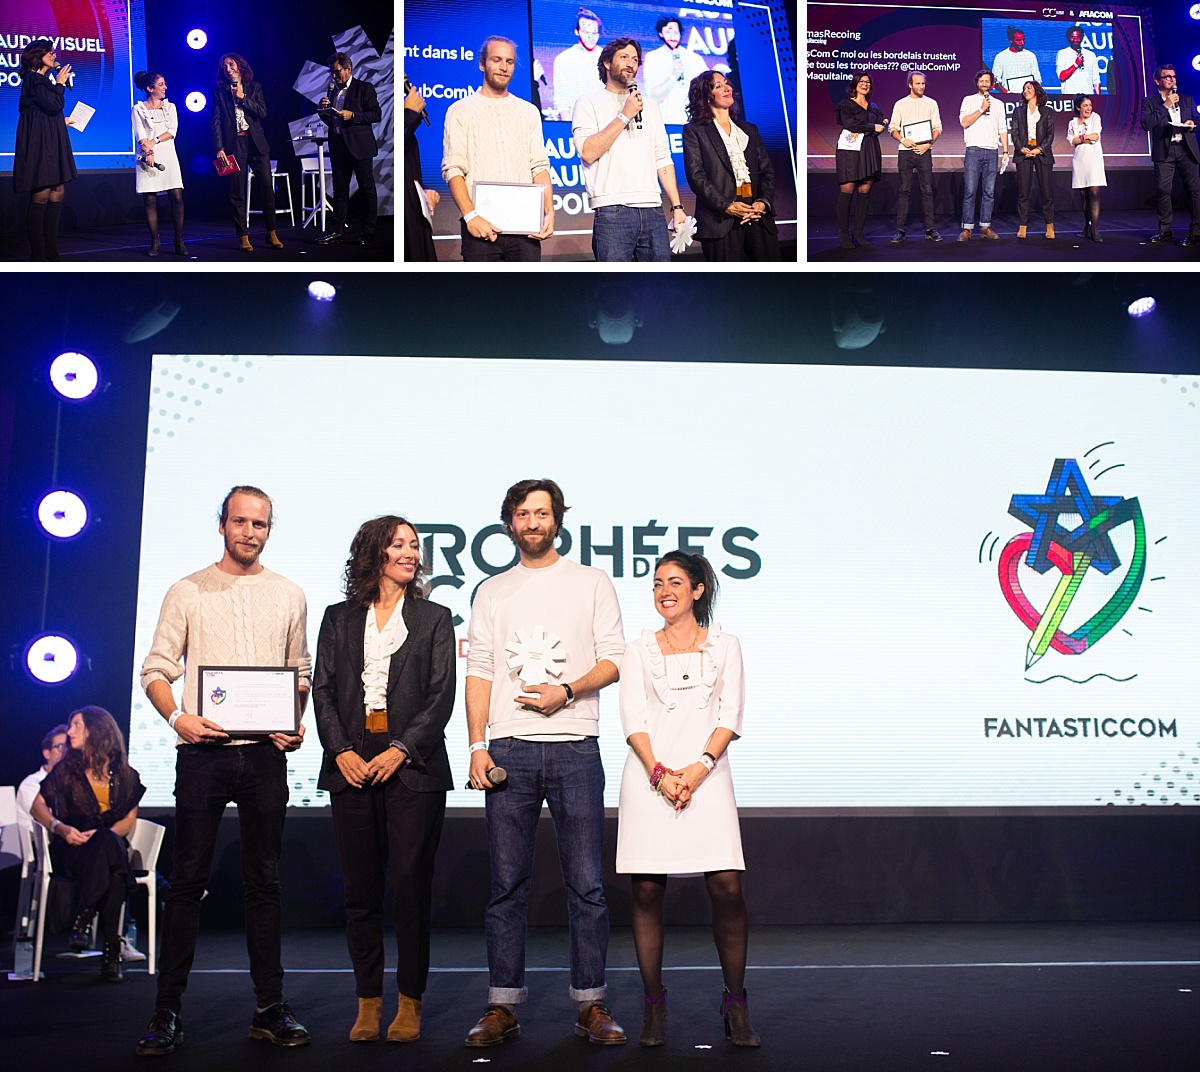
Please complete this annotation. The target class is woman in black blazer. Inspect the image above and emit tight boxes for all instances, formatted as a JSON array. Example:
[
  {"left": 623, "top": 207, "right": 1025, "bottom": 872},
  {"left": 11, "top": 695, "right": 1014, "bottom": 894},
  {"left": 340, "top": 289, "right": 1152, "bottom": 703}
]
[
  {"left": 313, "top": 515, "right": 455, "bottom": 1044},
  {"left": 682, "top": 71, "right": 780, "bottom": 261},
  {"left": 211, "top": 52, "right": 281, "bottom": 251},
  {"left": 1011, "top": 80, "right": 1055, "bottom": 239}
]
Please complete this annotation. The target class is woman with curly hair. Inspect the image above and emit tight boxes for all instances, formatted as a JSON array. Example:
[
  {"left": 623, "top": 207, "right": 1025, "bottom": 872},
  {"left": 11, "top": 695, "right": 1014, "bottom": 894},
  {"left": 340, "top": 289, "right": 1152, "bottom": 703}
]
[
  {"left": 1011, "top": 80, "right": 1056, "bottom": 238},
  {"left": 313, "top": 516, "right": 456, "bottom": 1043},
  {"left": 30, "top": 706, "right": 144, "bottom": 982}
]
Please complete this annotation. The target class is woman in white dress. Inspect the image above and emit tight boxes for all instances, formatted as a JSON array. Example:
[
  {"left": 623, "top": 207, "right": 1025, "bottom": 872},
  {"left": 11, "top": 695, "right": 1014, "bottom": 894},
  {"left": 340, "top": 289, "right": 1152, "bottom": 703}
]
[
  {"left": 617, "top": 551, "right": 758, "bottom": 1049},
  {"left": 1068, "top": 94, "right": 1106, "bottom": 242},
  {"left": 132, "top": 70, "right": 186, "bottom": 256}
]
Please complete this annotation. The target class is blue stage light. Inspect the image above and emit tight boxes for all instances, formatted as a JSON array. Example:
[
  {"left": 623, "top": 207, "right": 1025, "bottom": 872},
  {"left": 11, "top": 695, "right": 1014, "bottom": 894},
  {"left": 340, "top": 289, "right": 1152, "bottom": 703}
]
[
  {"left": 1193, "top": 54, "right": 1200, "bottom": 72},
  {"left": 187, "top": 29, "right": 208, "bottom": 50},
  {"left": 37, "top": 490, "right": 89, "bottom": 539},
  {"left": 1191, "top": 4, "right": 1200, "bottom": 20},
  {"left": 186, "top": 92, "right": 207, "bottom": 113},
  {"left": 308, "top": 280, "right": 336, "bottom": 301},
  {"left": 49, "top": 351, "right": 98, "bottom": 399},
  {"left": 1127, "top": 296, "right": 1156, "bottom": 318},
  {"left": 24, "top": 634, "right": 80, "bottom": 685}
]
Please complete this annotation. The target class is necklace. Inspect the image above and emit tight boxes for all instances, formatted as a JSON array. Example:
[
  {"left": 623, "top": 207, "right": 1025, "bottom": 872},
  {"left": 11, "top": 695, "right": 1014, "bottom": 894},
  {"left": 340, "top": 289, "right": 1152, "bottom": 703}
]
[{"left": 662, "top": 624, "right": 701, "bottom": 680}]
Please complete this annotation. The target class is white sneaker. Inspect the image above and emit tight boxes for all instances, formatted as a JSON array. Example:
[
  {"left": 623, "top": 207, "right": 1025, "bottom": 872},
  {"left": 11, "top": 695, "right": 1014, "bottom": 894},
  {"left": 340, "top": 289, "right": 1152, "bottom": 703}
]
[{"left": 120, "top": 936, "right": 147, "bottom": 962}]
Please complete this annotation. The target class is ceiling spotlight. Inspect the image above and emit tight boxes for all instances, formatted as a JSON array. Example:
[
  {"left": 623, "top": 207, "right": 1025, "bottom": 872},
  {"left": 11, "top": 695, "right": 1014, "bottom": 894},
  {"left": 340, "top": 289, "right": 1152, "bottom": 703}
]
[
  {"left": 49, "top": 351, "right": 98, "bottom": 399},
  {"left": 187, "top": 29, "right": 208, "bottom": 49},
  {"left": 24, "top": 633, "right": 80, "bottom": 685},
  {"left": 185, "top": 92, "right": 207, "bottom": 113},
  {"left": 1127, "top": 296, "right": 1156, "bottom": 318},
  {"left": 37, "top": 490, "right": 89, "bottom": 539},
  {"left": 308, "top": 280, "right": 336, "bottom": 301},
  {"left": 1191, "top": 4, "right": 1200, "bottom": 19}
]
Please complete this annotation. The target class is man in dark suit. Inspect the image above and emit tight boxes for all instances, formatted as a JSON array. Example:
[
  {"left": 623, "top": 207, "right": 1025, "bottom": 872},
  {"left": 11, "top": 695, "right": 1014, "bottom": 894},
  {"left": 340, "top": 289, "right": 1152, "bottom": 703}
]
[
  {"left": 681, "top": 71, "right": 779, "bottom": 260},
  {"left": 318, "top": 52, "right": 382, "bottom": 246},
  {"left": 1140, "top": 63, "right": 1200, "bottom": 247}
]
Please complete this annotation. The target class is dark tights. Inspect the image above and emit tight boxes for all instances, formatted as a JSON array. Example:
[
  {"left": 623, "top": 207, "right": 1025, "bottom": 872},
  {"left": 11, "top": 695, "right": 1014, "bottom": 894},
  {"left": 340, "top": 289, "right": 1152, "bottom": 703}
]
[
  {"left": 27, "top": 184, "right": 65, "bottom": 261},
  {"left": 143, "top": 189, "right": 185, "bottom": 241},
  {"left": 837, "top": 180, "right": 874, "bottom": 243},
  {"left": 1080, "top": 186, "right": 1101, "bottom": 230},
  {"left": 631, "top": 870, "right": 748, "bottom": 997}
]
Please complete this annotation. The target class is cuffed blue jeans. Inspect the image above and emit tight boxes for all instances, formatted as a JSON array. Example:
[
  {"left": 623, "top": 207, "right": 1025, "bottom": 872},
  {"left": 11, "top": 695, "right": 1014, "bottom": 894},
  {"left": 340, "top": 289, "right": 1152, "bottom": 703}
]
[
  {"left": 962, "top": 146, "right": 998, "bottom": 231},
  {"left": 484, "top": 737, "right": 609, "bottom": 1004}
]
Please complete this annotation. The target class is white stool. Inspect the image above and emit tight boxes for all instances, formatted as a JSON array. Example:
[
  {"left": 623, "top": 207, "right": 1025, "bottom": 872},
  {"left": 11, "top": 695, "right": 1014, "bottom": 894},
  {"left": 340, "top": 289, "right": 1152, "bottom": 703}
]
[
  {"left": 246, "top": 159, "right": 295, "bottom": 228},
  {"left": 301, "top": 155, "right": 333, "bottom": 230}
]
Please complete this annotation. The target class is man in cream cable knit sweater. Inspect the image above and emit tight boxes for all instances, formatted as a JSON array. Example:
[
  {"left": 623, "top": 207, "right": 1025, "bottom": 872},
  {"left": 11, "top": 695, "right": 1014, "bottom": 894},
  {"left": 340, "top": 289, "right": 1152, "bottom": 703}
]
[
  {"left": 463, "top": 479, "right": 627, "bottom": 1048},
  {"left": 135, "top": 486, "right": 311, "bottom": 1056}
]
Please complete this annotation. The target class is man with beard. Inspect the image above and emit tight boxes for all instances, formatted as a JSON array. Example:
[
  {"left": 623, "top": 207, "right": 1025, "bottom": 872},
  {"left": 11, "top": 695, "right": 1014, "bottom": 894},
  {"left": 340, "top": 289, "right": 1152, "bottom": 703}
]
[
  {"left": 135, "top": 485, "right": 311, "bottom": 1056},
  {"left": 463, "top": 479, "right": 626, "bottom": 1048},
  {"left": 573, "top": 38, "right": 688, "bottom": 260},
  {"left": 442, "top": 36, "right": 553, "bottom": 261},
  {"left": 642, "top": 16, "right": 708, "bottom": 124},
  {"left": 1056, "top": 25, "right": 1100, "bottom": 95},
  {"left": 991, "top": 27, "right": 1042, "bottom": 93}
]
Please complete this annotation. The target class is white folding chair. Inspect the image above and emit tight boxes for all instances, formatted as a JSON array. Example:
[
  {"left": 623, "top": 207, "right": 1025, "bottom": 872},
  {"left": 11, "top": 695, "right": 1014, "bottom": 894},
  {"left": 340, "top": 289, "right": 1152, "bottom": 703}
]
[
  {"left": 300, "top": 155, "right": 333, "bottom": 229},
  {"left": 8, "top": 821, "right": 40, "bottom": 980},
  {"left": 27, "top": 823, "right": 54, "bottom": 982},
  {"left": 246, "top": 159, "right": 295, "bottom": 228},
  {"left": 125, "top": 818, "right": 166, "bottom": 975}
]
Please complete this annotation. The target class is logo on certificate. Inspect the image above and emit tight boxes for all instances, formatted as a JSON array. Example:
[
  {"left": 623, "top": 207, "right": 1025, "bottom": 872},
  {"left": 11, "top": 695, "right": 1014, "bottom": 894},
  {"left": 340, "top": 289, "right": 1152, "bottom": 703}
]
[{"left": 210, "top": 686, "right": 227, "bottom": 706}]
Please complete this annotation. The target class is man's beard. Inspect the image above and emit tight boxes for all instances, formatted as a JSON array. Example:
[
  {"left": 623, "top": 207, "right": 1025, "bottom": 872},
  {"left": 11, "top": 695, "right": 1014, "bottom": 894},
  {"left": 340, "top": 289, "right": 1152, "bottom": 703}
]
[
  {"left": 225, "top": 535, "right": 262, "bottom": 566},
  {"left": 513, "top": 529, "right": 555, "bottom": 557}
]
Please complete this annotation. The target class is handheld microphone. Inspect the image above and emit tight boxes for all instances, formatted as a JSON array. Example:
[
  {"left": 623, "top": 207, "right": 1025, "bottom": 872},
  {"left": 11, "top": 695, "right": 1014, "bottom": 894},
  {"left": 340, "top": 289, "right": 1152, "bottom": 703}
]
[
  {"left": 52, "top": 62, "right": 73, "bottom": 90},
  {"left": 463, "top": 766, "right": 508, "bottom": 791},
  {"left": 404, "top": 75, "right": 431, "bottom": 126},
  {"left": 628, "top": 79, "right": 642, "bottom": 130}
]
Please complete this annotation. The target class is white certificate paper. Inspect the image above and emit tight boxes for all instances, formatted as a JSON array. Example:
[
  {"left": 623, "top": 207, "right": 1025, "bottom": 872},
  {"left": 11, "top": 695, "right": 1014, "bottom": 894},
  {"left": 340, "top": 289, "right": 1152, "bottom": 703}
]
[
  {"left": 473, "top": 181, "right": 544, "bottom": 233},
  {"left": 68, "top": 101, "right": 95, "bottom": 132},
  {"left": 198, "top": 666, "right": 299, "bottom": 734},
  {"left": 902, "top": 119, "right": 934, "bottom": 144},
  {"left": 837, "top": 128, "right": 863, "bottom": 152}
]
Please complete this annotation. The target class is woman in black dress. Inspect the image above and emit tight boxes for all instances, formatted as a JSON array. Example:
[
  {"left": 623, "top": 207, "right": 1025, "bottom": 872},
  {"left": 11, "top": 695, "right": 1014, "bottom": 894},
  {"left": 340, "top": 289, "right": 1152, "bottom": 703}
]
[
  {"left": 13, "top": 39, "right": 78, "bottom": 261},
  {"left": 835, "top": 72, "right": 886, "bottom": 249},
  {"left": 30, "top": 706, "right": 144, "bottom": 982}
]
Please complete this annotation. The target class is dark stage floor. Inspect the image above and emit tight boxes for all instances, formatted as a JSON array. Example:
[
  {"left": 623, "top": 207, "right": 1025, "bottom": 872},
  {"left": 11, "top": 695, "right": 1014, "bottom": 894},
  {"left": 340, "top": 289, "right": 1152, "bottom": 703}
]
[
  {"left": 0, "top": 220, "right": 393, "bottom": 263},
  {"left": 808, "top": 211, "right": 1200, "bottom": 263},
  {"left": 2, "top": 923, "right": 1196, "bottom": 1071}
]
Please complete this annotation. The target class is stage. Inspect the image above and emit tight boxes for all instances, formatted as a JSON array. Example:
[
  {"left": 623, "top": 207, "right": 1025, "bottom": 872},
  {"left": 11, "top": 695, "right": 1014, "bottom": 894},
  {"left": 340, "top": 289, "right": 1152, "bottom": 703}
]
[{"left": 2, "top": 923, "right": 1195, "bottom": 1070}]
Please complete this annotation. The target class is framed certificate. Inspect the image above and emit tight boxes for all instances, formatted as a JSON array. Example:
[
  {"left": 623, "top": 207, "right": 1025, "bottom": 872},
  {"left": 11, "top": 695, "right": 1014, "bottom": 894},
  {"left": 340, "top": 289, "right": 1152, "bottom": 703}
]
[
  {"left": 1005, "top": 76, "right": 1031, "bottom": 92},
  {"left": 901, "top": 119, "right": 934, "bottom": 144},
  {"left": 473, "top": 181, "right": 545, "bottom": 233},
  {"left": 198, "top": 666, "right": 300, "bottom": 735},
  {"left": 836, "top": 128, "right": 863, "bottom": 152}
]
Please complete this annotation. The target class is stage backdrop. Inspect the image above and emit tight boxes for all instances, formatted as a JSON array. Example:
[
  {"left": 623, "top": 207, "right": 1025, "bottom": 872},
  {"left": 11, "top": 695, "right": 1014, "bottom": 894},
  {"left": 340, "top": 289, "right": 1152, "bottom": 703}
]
[
  {"left": 126, "top": 356, "right": 1200, "bottom": 812},
  {"left": 807, "top": 0, "right": 1156, "bottom": 172}
]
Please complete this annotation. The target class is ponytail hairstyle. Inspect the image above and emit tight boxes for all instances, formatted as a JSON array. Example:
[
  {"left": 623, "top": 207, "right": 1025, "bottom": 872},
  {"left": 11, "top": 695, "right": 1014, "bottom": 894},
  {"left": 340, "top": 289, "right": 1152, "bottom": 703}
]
[{"left": 656, "top": 550, "right": 719, "bottom": 627}]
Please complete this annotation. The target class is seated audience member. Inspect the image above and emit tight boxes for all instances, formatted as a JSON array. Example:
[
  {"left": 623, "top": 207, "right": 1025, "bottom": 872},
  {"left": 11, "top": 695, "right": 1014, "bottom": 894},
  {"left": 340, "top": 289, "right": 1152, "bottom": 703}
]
[{"left": 15, "top": 723, "right": 68, "bottom": 831}]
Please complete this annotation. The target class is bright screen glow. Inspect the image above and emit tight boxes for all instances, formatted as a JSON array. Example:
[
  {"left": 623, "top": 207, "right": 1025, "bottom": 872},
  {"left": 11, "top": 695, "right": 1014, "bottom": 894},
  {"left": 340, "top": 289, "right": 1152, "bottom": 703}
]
[{"left": 128, "top": 356, "right": 1200, "bottom": 809}]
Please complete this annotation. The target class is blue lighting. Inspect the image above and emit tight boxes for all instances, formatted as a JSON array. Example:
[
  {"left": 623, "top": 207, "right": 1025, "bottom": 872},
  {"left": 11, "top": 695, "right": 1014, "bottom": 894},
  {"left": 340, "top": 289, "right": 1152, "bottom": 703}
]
[
  {"left": 185, "top": 91, "right": 207, "bottom": 113},
  {"left": 24, "top": 634, "right": 80, "bottom": 685},
  {"left": 38, "top": 490, "right": 89, "bottom": 539},
  {"left": 49, "top": 351, "right": 98, "bottom": 399},
  {"left": 187, "top": 29, "right": 208, "bottom": 50},
  {"left": 308, "top": 280, "right": 336, "bottom": 302},
  {"left": 1191, "top": 4, "right": 1200, "bottom": 20},
  {"left": 1127, "top": 297, "right": 1156, "bottom": 318}
]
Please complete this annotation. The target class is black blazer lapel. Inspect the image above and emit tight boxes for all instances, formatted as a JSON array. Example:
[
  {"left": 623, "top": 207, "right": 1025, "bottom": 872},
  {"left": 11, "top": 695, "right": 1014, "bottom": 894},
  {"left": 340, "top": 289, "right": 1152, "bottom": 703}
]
[
  {"left": 385, "top": 599, "right": 420, "bottom": 706},
  {"left": 347, "top": 603, "right": 369, "bottom": 709},
  {"left": 704, "top": 121, "right": 735, "bottom": 181}
]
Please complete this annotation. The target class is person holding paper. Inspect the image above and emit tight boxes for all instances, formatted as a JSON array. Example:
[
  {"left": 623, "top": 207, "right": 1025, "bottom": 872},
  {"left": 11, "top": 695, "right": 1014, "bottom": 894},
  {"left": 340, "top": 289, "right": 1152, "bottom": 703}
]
[
  {"left": 991, "top": 27, "right": 1042, "bottom": 94},
  {"left": 463, "top": 479, "right": 626, "bottom": 1048},
  {"left": 957, "top": 69, "right": 1009, "bottom": 242},
  {"left": 616, "top": 553, "right": 757, "bottom": 1048},
  {"left": 1011, "top": 80, "right": 1055, "bottom": 239},
  {"left": 1140, "top": 64, "right": 1200, "bottom": 247},
  {"left": 12, "top": 40, "right": 77, "bottom": 261},
  {"left": 682, "top": 71, "right": 778, "bottom": 261},
  {"left": 132, "top": 70, "right": 187, "bottom": 257},
  {"left": 1070, "top": 95, "right": 1107, "bottom": 242},
  {"left": 442, "top": 36, "right": 553, "bottom": 261},
  {"left": 29, "top": 706, "right": 144, "bottom": 984},
  {"left": 888, "top": 71, "right": 942, "bottom": 244},
  {"left": 316, "top": 52, "right": 381, "bottom": 247},
  {"left": 312, "top": 516, "right": 455, "bottom": 1043},
  {"left": 834, "top": 72, "right": 886, "bottom": 249},
  {"left": 135, "top": 485, "right": 311, "bottom": 1056},
  {"left": 211, "top": 53, "right": 282, "bottom": 252}
]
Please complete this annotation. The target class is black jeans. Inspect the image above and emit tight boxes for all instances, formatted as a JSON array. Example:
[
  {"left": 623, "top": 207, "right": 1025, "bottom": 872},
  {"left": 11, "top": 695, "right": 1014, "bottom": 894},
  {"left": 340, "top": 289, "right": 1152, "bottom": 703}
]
[
  {"left": 156, "top": 742, "right": 288, "bottom": 1011},
  {"left": 1154, "top": 141, "right": 1200, "bottom": 235},
  {"left": 329, "top": 134, "right": 378, "bottom": 233},
  {"left": 1016, "top": 154, "right": 1054, "bottom": 225},
  {"left": 227, "top": 136, "right": 276, "bottom": 236},
  {"left": 459, "top": 219, "right": 540, "bottom": 261},
  {"left": 895, "top": 148, "right": 935, "bottom": 231}
]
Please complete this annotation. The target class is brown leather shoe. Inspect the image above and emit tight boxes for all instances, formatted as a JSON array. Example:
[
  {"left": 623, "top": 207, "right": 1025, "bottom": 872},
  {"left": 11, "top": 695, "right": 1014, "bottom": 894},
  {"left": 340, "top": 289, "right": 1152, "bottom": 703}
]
[
  {"left": 349, "top": 997, "right": 381, "bottom": 1042},
  {"left": 980, "top": 227, "right": 999, "bottom": 240},
  {"left": 238, "top": 234, "right": 253, "bottom": 252},
  {"left": 465, "top": 1005, "right": 519, "bottom": 1047},
  {"left": 957, "top": 229, "right": 972, "bottom": 242},
  {"left": 1045, "top": 223, "right": 1055, "bottom": 239},
  {"left": 387, "top": 995, "right": 421, "bottom": 1042},
  {"left": 575, "top": 1003, "right": 627, "bottom": 1045},
  {"left": 265, "top": 229, "right": 284, "bottom": 249}
]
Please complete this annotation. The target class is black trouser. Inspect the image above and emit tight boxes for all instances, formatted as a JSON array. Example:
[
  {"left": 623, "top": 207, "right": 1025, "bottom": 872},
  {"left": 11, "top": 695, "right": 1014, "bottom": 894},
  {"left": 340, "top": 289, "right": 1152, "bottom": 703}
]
[
  {"left": 329, "top": 135, "right": 378, "bottom": 233},
  {"left": 699, "top": 220, "right": 780, "bottom": 261},
  {"left": 895, "top": 148, "right": 935, "bottom": 231},
  {"left": 1016, "top": 154, "right": 1054, "bottom": 225},
  {"left": 1154, "top": 141, "right": 1200, "bottom": 235},
  {"left": 330, "top": 733, "right": 447, "bottom": 998},
  {"left": 459, "top": 219, "right": 540, "bottom": 261},
  {"left": 226, "top": 135, "right": 275, "bottom": 236}
]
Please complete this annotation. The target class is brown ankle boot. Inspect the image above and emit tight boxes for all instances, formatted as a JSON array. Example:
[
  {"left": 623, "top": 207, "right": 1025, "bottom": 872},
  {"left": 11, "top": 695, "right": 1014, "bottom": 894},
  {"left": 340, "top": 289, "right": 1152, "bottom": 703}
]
[
  {"left": 1017, "top": 225, "right": 1027, "bottom": 239},
  {"left": 1045, "top": 223, "right": 1055, "bottom": 239},
  {"left": 387, "top": 994, "right": 421, "bottom": 1042},
  {"left": 265, "top": 229, "right": 284, "bottom": 249},
  {"left": 349, "top": 996, "right": 382, "bottom": 1042},
  {"left": 238, "top": 234, "right": 253, "bottom": 252}
]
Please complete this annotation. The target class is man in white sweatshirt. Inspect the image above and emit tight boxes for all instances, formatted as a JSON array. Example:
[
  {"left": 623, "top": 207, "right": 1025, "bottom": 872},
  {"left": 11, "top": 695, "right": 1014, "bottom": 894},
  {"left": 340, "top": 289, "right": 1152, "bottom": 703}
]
[{"left": 463, "top": 479, "right": 627, "bottom": 1048}]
